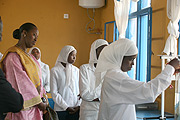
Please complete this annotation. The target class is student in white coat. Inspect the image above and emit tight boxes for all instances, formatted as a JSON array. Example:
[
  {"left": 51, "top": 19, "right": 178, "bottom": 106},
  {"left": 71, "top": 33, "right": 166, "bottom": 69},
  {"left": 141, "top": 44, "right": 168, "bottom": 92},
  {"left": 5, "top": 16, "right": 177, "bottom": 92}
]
[
  {"left": 79, "top": 39, "right": 108, "bottom": 120},
  {"left": 29, "top": 47, "right": 50, "bottom": 92},
  {"left": 50, "top": 45, "right": 80, "bottom": 120},
  {"left": 95, "top": 38, "right": 180, "bottom": 120}
]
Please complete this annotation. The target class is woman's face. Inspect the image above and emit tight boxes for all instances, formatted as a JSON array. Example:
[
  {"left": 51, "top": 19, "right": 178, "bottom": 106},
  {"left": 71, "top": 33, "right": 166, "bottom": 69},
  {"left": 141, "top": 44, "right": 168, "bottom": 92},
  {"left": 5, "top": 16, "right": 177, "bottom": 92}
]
[
  {"left": 96, "top": 45, "right": 107, "bottom": 60},
  {"left": 23, "top": 27, "right": 39, "bottom": 48},
  {"left": 121, "top": 54, "right": 137, "bottom": 72},
  {"left": 68, "top": 50, "right": 76, "bottom": 64},
  {"left": 31, "top": 48, "right": 40, "bottom": 60}
]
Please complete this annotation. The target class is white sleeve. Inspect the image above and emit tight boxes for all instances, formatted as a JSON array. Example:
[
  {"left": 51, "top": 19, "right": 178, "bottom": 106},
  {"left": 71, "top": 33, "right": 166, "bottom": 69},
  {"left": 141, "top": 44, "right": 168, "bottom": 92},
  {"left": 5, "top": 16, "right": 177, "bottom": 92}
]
[
  {"left": 105, "top": 65, "right": 175, "bottom": 104},
  {"left": 79, "top": 65, "right": 101, "bottom": 101},
  {"left": 75, "top": 68, "right": 82, "bottom": 106},
  {"left": 44, "top": 65, "right": 50, "bottom": 92},
  {"left": 50, "top": 69, "right": 68, "bottom": 110}
]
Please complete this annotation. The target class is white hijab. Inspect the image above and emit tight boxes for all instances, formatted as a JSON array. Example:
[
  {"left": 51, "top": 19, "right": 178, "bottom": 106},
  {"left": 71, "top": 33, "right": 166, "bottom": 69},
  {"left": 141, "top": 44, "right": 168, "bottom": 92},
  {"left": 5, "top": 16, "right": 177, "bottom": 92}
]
[
  {"left": 55, "top": 45, "right": 77, "bottom": 93},
  {"left": 95, "top": 38, "right": 138, "bottom": 86},
  {"left": 29, "top": 47, "right": 45, "bottom": 67},
  {"left": 55, "top": 45, "right": 76, "bottom": 65},
  {"left": 89, "top": 39, "right": 109, "bottom": 64}
]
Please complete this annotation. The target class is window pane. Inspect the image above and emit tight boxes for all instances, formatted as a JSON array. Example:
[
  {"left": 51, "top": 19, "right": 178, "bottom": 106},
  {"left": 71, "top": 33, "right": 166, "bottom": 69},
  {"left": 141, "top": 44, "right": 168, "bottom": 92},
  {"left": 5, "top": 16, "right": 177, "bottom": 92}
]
[
  {"left": 127, "top": 18, "right": 137, "bottom": 79},
  {"left": 130, "top": 1, "right": 137, "bottom": 13},
  {"left": 139, "top": 15, "right": 148, "bottom": 82},
  {"left": 128, "top": 18, "right": 137, "bottom": 44},
  {"left": 141, "top": 0, "right": 151, "bottom": 9}
]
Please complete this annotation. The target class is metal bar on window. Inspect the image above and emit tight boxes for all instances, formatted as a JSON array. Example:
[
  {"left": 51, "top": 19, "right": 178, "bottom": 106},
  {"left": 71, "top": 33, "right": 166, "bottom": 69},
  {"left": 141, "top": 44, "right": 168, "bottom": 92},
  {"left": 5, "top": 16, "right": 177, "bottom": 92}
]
[
  {"left": 113, "top": 22, "right": 117, "bottom": 42},
  {"left": 136, "top": 15, "right": 141, "bottom": 81},
  {"left": 146, "top": 7, "right": 152, "bottom": 81},
  {"left": 129, "top": 7, "right": 151, "bottom": 19}
]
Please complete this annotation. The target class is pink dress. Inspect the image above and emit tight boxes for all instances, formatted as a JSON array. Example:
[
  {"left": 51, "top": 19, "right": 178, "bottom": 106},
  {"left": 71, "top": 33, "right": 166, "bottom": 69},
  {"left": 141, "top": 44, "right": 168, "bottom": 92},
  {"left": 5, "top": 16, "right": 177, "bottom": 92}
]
[{"left": 3, "top": 53, "right": 45, "bottom": 120}]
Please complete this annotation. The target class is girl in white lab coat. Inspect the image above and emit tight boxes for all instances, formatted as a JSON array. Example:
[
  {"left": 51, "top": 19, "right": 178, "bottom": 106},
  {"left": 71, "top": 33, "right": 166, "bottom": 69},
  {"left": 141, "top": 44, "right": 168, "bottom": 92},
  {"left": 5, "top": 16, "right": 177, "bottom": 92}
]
[
  {"left": 96, "top": 38, "right": 180, "bottom": 120},
  {"left": 50, "top": 45, "right": 80, "bottom": 120},
  {"left": 79, "top": 39, "right": 108, "bottom": 120},
  {"left": 29, "top": 47, "right": 50, "bottom": 92}
]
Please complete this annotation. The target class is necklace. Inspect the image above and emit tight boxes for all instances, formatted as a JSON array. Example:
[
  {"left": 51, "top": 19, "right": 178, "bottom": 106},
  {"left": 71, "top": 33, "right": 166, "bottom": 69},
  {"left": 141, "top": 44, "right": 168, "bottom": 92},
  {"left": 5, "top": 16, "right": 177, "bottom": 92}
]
[{"left": 15, "top": 44, "right": 30, "bottom": 56}]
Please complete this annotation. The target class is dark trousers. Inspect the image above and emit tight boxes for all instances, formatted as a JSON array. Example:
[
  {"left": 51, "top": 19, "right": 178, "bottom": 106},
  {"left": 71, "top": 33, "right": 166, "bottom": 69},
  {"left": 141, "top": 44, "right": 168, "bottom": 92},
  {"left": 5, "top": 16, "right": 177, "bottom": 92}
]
[{"left": 56, "top": 110, "right": 79, "bottom": 120}]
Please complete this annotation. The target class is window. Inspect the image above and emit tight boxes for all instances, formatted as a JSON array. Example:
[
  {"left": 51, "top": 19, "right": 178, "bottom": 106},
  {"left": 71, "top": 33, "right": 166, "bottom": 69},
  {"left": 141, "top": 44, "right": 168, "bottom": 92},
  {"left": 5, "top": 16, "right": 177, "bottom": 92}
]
[
  {"left": 126, "top": 0, "right": 152, "bottom": 82},
  {"left": 104, "top": 0, "right": 152, "bottom": 82}
]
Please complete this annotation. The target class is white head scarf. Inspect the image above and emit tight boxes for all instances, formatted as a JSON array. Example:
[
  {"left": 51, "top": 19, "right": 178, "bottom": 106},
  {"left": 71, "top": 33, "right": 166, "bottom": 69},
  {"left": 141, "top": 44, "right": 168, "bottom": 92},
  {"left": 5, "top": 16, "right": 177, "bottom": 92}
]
[
  {"left": 55, "top": 45, "right": 77, "bottom": 65},
  {"left": 95, "top": 38, "right": 138, "bottom": 86},
  {"left": 29, "top": 47, "right": 46, "bottom": 67},
  {"left": 89, "top": 39, "right": 108, "bottom": 64},
  {"left": 29, "top": 47, "right": 41, "bottom": 61},
  {"left": 55, "top": 45, "right": 77, "bottom": 93}
]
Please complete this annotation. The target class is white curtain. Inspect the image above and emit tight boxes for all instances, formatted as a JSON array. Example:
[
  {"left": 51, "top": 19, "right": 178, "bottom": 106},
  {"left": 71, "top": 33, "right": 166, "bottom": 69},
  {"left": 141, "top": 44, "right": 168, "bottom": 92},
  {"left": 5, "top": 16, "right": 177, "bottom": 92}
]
[
  {"left": 114, "top": 0, "right": 139, "bottom": 39},
  {"left": 163, "top": 0, "right": 180, "bottom": 55}
]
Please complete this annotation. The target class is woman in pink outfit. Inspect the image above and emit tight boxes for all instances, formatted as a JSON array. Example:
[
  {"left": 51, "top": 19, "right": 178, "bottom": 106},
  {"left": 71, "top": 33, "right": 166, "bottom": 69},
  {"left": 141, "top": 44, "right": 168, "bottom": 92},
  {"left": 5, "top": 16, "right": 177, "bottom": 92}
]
[{"left": 1, "top": 22, "right": 48, "bottom": 120}]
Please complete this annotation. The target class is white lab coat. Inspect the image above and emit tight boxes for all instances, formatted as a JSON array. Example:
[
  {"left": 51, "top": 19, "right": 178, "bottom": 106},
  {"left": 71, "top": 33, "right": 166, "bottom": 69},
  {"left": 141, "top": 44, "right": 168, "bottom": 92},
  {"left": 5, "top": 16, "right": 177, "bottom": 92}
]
[
  {"left": 50, "top": 63, "right": 81, "bottom": 111},
  {"left": 98, "top": 65, "right": 175, "bottom": 120},
  {"left": 40, "top": 62, "right": 50, "bottom": 92},
  {"left": 79, "top": 64, "right": 102, "bottom": 120}
]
